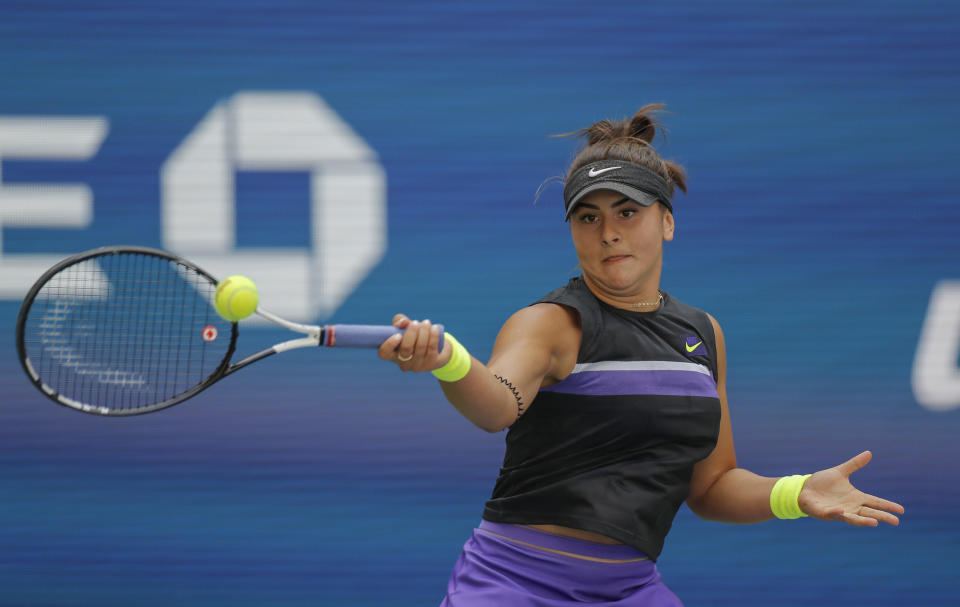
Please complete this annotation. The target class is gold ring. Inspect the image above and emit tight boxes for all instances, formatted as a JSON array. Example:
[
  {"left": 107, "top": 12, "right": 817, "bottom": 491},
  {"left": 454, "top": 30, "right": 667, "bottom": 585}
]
[{"left": 397, "top": 352, "right": 413, "bottom": 362}]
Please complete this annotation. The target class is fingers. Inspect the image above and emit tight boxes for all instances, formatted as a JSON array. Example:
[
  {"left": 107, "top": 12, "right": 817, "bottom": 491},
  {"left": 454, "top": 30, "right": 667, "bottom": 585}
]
[
  {"left": 427, "top": 321, "right": 442, "bottom": 357},
  {"left": 840, "top": 510, "right": 880, "bottom": 527},
  {"left": 860, "top": 494, "right": 905, "bottom": 526},
  {"left": 859, "top": 505, "right": 901, "bottom": 526},
  {"left": 866, "top": 494, "right": 905, "bottom": 516},
  {"left": 397, "top": 320, "right": 430, "bottom": 363},
  {"left": 837, "top": 451, "right": 872, "bottom": 477},
  {"left": 801, "top": 458, "right": 905, "bottom": 529},
  {"left": 809, "top": 492, "right": 905, "bottom": 528},
  {"left": 377, "top": 332, "right": 403, "bottom": 360},
  {"left": 842, "top": 505, "right": 901, "bottom": 527},
  {"left": 382, "top": 317, "right": 444, "bottom": 372},
  {"left": 378, "top": 313, "right": 413, "bottom": 361},
  {"left": 810, "top": 501, "right": 898, "bottom": 527},
  {"left": 828, "top": 453, "right": 904, "bottom": 526}
]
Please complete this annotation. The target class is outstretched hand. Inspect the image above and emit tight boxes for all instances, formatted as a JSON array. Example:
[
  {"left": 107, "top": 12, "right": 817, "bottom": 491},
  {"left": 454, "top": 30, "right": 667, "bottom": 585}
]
[{"left": 798, "top": 451, "right": 904, "bottom": 527}]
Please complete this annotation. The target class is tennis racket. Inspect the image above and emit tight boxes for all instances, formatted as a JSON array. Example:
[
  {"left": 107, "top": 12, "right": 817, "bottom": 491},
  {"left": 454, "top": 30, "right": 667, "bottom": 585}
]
[{"left": 16, "top": 245, "right": 443, "bottom": 416}]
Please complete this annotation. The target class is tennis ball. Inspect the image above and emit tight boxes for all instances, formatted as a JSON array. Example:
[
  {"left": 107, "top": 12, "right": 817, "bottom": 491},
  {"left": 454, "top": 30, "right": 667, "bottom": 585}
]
[{"left": 214, "top": 275, "right": 259, "bottom": 321}]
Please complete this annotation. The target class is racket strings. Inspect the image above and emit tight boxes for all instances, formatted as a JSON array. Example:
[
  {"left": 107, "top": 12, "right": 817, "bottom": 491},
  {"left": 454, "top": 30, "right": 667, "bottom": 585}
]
[{"left": 22, "top": 252, "right": 233, "bottom": 413}]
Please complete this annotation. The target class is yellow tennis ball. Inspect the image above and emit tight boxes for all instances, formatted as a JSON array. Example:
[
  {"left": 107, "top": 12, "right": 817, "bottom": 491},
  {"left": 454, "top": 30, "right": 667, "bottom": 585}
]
[{"left": 214, "top": 275, "right": 259, "bottom": 321}]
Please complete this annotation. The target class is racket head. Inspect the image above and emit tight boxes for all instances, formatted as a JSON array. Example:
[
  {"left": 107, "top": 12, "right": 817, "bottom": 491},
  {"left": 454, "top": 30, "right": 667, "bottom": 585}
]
[{"left": 16, "top": 246, "right": 238, "bottom": 416}]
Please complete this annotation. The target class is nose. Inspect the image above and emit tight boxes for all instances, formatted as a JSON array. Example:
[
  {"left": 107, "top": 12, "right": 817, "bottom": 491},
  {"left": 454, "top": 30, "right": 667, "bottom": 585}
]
[{"left": 601, "top": 225, "right": 620, "bottom": 246}]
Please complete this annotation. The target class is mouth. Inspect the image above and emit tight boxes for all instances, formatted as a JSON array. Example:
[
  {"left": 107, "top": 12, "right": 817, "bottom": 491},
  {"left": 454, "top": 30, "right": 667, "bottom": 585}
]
[{"left": 602, "top": 254, "right": 631, "bottom": 265}]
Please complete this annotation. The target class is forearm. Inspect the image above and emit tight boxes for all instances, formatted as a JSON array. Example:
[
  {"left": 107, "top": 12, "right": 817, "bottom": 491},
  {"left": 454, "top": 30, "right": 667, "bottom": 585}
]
[
  {"left": 689, "top": 468, "right": 778, "bottom": 524},
  {"left": 438, "top": 358, "right": 522, "bottom": 432},
  {"left": 382, "top": 307, "right": 566, "bottom": 433}
]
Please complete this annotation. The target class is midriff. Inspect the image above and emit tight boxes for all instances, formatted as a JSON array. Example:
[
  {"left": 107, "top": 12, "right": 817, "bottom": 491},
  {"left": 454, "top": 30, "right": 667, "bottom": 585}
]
[{"left": 526, "top": 524, "right": 622, "bottom": 545}]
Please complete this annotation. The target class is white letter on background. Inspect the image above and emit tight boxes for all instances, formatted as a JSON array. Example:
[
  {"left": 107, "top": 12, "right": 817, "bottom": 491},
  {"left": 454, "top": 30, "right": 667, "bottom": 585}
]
[
  {"left": 913, "top": 281, "right": 960, "bottom": 411},
  {"left": 161, "top": 91, "right": 386, "bottom": 322},
  {"left": 0, "top": 117, "right": 108, "bottom": 298}
]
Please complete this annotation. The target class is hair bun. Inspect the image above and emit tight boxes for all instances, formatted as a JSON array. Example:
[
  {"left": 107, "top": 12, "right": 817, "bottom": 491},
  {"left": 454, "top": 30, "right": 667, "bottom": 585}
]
[
  {"left": 628, "top": 105, "right": 662, "bottom": 143},
  {"left": 556, "top": 103, "right": 687, "bottom": 197},
  {"left": 573, "top": 104, "right": 664, "bottom": 147},
  {"left": 582, "top": 120, "right": 617, "bottom": 146}
]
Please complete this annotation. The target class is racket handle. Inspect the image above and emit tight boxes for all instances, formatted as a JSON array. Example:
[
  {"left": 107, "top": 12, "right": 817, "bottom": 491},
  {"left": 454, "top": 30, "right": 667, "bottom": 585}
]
[{"left": 325, "top": 324, "right": 445, "bottom": 352}]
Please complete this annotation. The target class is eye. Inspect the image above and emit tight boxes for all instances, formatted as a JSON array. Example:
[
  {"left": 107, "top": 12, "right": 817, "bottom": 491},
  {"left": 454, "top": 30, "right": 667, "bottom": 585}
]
[
  {"left": 576, "top": 212, "right": 599, "bottom": 224},
  {"left": 620, "top": 208, "right": 636, "bottom": 218}
]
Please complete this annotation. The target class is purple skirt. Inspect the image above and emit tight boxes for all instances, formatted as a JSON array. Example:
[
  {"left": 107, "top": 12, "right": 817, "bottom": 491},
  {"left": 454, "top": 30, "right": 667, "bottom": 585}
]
[{"left": 440, "top": 521, "right": 683, "bottom": 606}]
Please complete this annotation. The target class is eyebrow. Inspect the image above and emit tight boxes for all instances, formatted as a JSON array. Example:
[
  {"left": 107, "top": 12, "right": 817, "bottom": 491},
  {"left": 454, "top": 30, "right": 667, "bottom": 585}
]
[{"left": 573, "top": 197, "right": 633, "bottom": 211}]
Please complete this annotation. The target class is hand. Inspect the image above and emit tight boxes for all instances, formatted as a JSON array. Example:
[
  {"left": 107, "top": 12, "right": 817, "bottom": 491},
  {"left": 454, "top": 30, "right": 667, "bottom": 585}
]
[
  {"left": 798, "top": 451, "right": 904, "bottom": 527},
  {"left": 377, "top": 313, "right": 450, "bottom": 372}
]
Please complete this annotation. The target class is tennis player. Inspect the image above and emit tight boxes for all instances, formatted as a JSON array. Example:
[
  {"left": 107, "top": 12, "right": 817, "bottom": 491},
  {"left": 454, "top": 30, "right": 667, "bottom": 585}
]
[{"left": 378, "top": 105, "right": 904, "bottom": 606}]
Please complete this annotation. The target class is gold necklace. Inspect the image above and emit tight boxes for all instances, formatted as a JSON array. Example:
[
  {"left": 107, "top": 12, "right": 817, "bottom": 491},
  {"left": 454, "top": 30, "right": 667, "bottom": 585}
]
[{"left": 629, "top": 292, "right": 663, "bottom": 308}]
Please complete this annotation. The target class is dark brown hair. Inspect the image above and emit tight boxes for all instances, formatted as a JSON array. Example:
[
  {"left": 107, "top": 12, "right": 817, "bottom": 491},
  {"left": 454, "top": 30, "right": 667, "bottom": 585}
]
[{"left": 561, "top": 104, "right": 687, "bottom": 198}]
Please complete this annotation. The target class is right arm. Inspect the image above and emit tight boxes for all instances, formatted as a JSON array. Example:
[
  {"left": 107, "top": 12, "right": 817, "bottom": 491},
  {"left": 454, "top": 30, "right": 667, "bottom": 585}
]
[{"left": 377, "top": 305, "right": 580, "bottom": 432}]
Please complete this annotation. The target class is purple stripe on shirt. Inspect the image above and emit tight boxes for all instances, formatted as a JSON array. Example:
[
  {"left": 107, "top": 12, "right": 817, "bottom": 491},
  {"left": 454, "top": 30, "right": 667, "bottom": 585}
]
[{"left": 541, "top": 369, "right": 718, "bottom": 398}]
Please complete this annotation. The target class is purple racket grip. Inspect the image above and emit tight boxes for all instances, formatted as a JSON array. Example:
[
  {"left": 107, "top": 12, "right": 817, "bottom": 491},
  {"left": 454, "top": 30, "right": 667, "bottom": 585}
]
[{"left": 325, "top": 324, "right": 445, "bottom": 352}]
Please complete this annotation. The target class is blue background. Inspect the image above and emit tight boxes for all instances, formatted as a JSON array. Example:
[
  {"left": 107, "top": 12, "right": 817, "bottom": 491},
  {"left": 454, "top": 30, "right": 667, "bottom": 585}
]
[{"left": 2, "top": 1, "right": 958, "bottom": 605}]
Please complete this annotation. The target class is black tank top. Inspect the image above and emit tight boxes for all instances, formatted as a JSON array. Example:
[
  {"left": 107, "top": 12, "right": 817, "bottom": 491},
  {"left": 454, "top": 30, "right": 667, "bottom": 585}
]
[{"left": 482, "top": 277, "right": 722, "bottom": 560}]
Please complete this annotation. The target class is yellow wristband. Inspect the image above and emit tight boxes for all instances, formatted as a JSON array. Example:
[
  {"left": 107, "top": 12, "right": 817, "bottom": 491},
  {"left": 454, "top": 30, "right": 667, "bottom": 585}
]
[
  {"left": 770, "top": 474, "right": 812, "bottom": 519},
  {"left": 431, "top": 332, "right": 471, "bottom": 382}
]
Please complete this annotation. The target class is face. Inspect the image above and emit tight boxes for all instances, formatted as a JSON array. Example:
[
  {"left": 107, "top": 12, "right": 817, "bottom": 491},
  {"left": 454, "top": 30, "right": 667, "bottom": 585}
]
[{"left": 569, "top": 189, "right": 674, "bottom": 300}]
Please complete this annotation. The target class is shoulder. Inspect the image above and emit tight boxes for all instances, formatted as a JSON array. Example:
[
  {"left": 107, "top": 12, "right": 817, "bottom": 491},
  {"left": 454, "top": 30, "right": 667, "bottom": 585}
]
[
  {"left": 490, "top": 297, "right": 582, "bottom": 385},
  {"left": 499, "top": 302, "right": 581, "bottom": 352},
  {"left": 535, "top": 276, "right": 602, "bottom": 341},
  {"left": 664, "top": 292, "right": 708, "bottom": 318},
  {"left": 704, "top": 312, "right": 724, "bottom": 339},
  {"left": 664, "top": 293, "right": 717, "bottom": 334},
  {"left": 535, "top": 276, "right": 594, "bottom": 308},
  {"left": 704, "top": 312, "right": 726, "bottom": 367}
]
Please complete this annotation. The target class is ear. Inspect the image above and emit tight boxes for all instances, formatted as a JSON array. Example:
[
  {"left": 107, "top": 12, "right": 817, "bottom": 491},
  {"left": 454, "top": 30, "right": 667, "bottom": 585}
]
[{"left": 661, "top": 207, "right": 675, "bottom": 242}]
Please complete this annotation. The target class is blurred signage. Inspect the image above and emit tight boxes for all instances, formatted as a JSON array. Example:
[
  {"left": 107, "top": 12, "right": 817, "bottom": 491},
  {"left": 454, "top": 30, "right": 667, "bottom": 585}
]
[{"left": 0, "top": 92, "right": 386, "bottom": 322}]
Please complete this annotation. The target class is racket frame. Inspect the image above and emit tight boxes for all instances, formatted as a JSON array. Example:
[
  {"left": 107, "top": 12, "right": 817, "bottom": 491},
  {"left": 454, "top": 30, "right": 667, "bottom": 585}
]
[
  {"left": 16, "top": 246, "right": 239, "bottom": 416},
  {"left": 16, "top": 245, "right": 436, "bottom": 416}
]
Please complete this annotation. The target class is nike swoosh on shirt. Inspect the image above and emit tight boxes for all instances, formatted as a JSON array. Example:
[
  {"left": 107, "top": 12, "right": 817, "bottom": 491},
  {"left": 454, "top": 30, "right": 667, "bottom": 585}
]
[
  {"left": 588, "top": 166, "right": 621, "bottom": 177},
  {"left": 685, "top": 340, "right": 703, "bottom": 353}
]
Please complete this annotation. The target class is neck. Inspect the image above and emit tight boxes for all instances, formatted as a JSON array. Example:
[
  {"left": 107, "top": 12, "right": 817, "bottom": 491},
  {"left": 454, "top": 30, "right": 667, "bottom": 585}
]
[{"left": 581, "top": 273, "right": 663, "bottom": 312}]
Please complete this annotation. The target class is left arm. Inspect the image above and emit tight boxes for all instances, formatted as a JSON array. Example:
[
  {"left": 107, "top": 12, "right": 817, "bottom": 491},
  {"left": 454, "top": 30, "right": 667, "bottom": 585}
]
[
  {"left": 685, "top": 314, "right": 776, "bottom": 523},
  {"left": 685, "top": 315, "right": 904, "bottom": 527}
]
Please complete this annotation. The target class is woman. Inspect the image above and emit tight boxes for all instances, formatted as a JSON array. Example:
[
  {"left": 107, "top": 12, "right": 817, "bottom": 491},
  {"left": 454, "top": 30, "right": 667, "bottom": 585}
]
[{"left": 378, "top": 105, "right": 904, "bottom": 606}]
